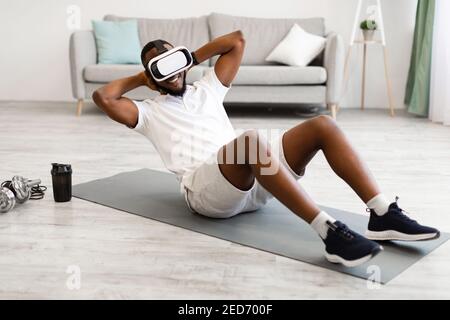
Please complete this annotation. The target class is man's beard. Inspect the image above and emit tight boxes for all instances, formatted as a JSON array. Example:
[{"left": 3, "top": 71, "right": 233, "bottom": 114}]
[{"left": 156, "top": 73, "right": 187, "bottom": 97}]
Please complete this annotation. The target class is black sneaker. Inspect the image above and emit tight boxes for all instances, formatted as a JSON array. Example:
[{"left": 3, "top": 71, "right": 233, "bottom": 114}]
[
  {"left": 323, "top": 221, "right": 383, "bottom": 267},
  {"left": 365, "top": 197, "right": 440, "bottom": 241}
]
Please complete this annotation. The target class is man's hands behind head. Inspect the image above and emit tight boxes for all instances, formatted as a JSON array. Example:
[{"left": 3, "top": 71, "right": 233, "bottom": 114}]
[{"left": 138, "top": 71, "right": 158, "bottom": 91}]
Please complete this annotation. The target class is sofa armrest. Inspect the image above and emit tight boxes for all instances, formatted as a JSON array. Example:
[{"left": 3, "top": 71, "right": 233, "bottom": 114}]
[
  {"left": 323, "top": 31, "right": 345, "bottom": 105},
  {"left": 69, "top": 30, "right": 97, "bottom": 99}
]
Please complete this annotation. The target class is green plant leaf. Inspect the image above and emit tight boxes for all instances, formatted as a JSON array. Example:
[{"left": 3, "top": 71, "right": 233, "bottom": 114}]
[{"left": 360, "top": 19, "right": 377, "bottom": 30}]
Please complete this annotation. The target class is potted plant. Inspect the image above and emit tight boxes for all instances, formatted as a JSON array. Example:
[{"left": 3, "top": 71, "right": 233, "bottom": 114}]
[{"left": 360, "top": 19, "right": 377, "bottom": 41}]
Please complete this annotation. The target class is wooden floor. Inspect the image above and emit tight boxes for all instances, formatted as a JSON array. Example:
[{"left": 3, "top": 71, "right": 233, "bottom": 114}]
[{"left": 1, "top": 101, "right": 449, "bottom": 299}]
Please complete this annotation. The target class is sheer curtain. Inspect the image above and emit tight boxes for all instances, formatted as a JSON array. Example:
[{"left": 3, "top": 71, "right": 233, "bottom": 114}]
[{"left": 429, "top": 0, "right": 450, "bottom": 125}]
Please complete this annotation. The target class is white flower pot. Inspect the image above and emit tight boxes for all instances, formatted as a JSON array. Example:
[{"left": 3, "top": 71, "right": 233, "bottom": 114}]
[{"left": 362, "top": 29, "right": 376, "bottom": 41}]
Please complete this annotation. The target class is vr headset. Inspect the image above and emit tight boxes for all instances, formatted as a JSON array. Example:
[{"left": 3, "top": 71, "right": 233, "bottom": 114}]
[{"left": 147, "top": 41, "right": 194, "bottom": 82}]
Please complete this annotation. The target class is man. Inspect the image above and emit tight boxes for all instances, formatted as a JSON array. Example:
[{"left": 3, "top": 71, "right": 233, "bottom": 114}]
[{"left": 93, "top": 30, "right": 439, "bottom": 267}]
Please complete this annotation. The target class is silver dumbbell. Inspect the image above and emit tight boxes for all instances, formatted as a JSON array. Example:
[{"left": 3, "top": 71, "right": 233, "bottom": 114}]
[
  {"left": 0, "top": 176, "right": 41, "bottom": 213},
  {"left": 0, "top": 187, "right": 15, "bottom": 213}
]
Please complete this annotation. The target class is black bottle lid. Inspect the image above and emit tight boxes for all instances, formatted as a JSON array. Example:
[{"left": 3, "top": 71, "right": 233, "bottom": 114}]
[{"left": 51, "top": 163, "right": 72, "bottom": 175}]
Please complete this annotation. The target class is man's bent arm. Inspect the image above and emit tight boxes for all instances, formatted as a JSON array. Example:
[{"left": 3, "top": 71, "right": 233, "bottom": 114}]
[
  {"left": 92, "top": 72, "right": 149, "bottom": 128},
  {"left": 192, "top": 30, "right": 245, "bottom": 87}
]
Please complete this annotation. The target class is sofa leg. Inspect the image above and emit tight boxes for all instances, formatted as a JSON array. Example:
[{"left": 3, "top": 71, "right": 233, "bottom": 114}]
[
  {"left": 76, "top": 99, "right": 84, "bottom": 116},
  {"left": 327, "top": 103, "right": 338, "bottom": 119}
]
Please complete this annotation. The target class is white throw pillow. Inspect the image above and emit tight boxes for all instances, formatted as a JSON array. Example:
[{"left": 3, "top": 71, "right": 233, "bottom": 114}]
[{"left": 265, "top": 24, "right": 326, "bottom": 67}]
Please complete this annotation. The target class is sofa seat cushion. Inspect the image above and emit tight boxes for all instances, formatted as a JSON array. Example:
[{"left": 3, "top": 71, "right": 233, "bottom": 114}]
[
  {"left": 83, "top": 64, "right": 206, "bottom": 84},
  {"left": 220, "top": 66, "right": 327, "bottom": 85}
]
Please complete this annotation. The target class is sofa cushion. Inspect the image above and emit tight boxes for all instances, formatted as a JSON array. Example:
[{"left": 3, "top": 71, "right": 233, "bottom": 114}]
[
  {"left": 84, "top": 64, "right": 326, "bottom": 85},
  {"left": 216, "top": 66, "right": 327, "bottom": 85},
  {"left": 92, "top": 20, "right": 142, "bottom": 64},
  {"left": 265, "top": 24, "right": 326, "bottom": 67},
  {"left": 104, "top": 15, "right": 210, "bottom": 66},
  {"left": 83, "top": 64, "right": 206, "bottom": 84},
  {"left": 208, "top": 13, "right": 325, "bottom": 65}
]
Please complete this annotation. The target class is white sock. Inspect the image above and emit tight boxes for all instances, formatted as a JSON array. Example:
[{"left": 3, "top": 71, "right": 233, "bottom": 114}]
[
  {"left": 310, "top": 211, "right": 336, "bottom": 239},
  {"left": 366, "top": 194, "right": 391, "bottom": 216}
]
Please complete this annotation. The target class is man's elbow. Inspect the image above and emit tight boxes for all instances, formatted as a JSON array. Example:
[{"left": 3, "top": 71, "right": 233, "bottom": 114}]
[
  {"left": 92, "top": 90, "right": 109, "bottom": 111},
  {"left": 233, "top": 30, "right": 245, "bottom": 49}
]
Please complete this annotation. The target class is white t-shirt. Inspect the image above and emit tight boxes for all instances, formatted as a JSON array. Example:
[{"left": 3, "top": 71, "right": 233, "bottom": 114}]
[{"left": 132, "top": 69, "right": 237, "bottom": 190}]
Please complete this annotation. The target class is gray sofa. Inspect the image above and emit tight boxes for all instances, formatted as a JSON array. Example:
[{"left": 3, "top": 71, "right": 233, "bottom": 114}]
[{"left": 70, "top": 13, "right": 344, "bottom": 117}]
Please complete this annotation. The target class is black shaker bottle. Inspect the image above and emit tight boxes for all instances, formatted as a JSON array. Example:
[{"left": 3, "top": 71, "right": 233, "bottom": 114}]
[{"left": 51, "top": 163, "right": 72, "bottom": 202}]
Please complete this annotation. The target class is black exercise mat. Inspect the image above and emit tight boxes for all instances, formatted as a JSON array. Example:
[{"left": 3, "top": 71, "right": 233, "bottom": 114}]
[{"left": 72, "top": 169, "right": 449, "bottom": 284}]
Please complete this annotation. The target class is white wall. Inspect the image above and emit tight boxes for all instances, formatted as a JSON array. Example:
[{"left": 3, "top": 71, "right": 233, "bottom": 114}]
[{"left": 0, "top": 0, "right": 417, "bottom": 108}]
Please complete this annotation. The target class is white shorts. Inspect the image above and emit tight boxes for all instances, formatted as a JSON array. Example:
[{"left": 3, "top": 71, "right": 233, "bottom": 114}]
[{"left": 182, "top": 133, "right": 304, "bottom": 218}]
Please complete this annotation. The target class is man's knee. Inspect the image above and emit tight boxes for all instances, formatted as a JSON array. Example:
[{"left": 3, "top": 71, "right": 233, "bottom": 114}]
[
  {"left": 309, "top": 115, "right": 339, "bottom": 135},
  {"left": 235, "top": 129, "right": 270, "bottom": 164},
  {"left": 240, "top": 129, "right": 262, "bottom": 142},
  {"left": 238, "top": 129, "right": 266, "bottom": 150}
]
